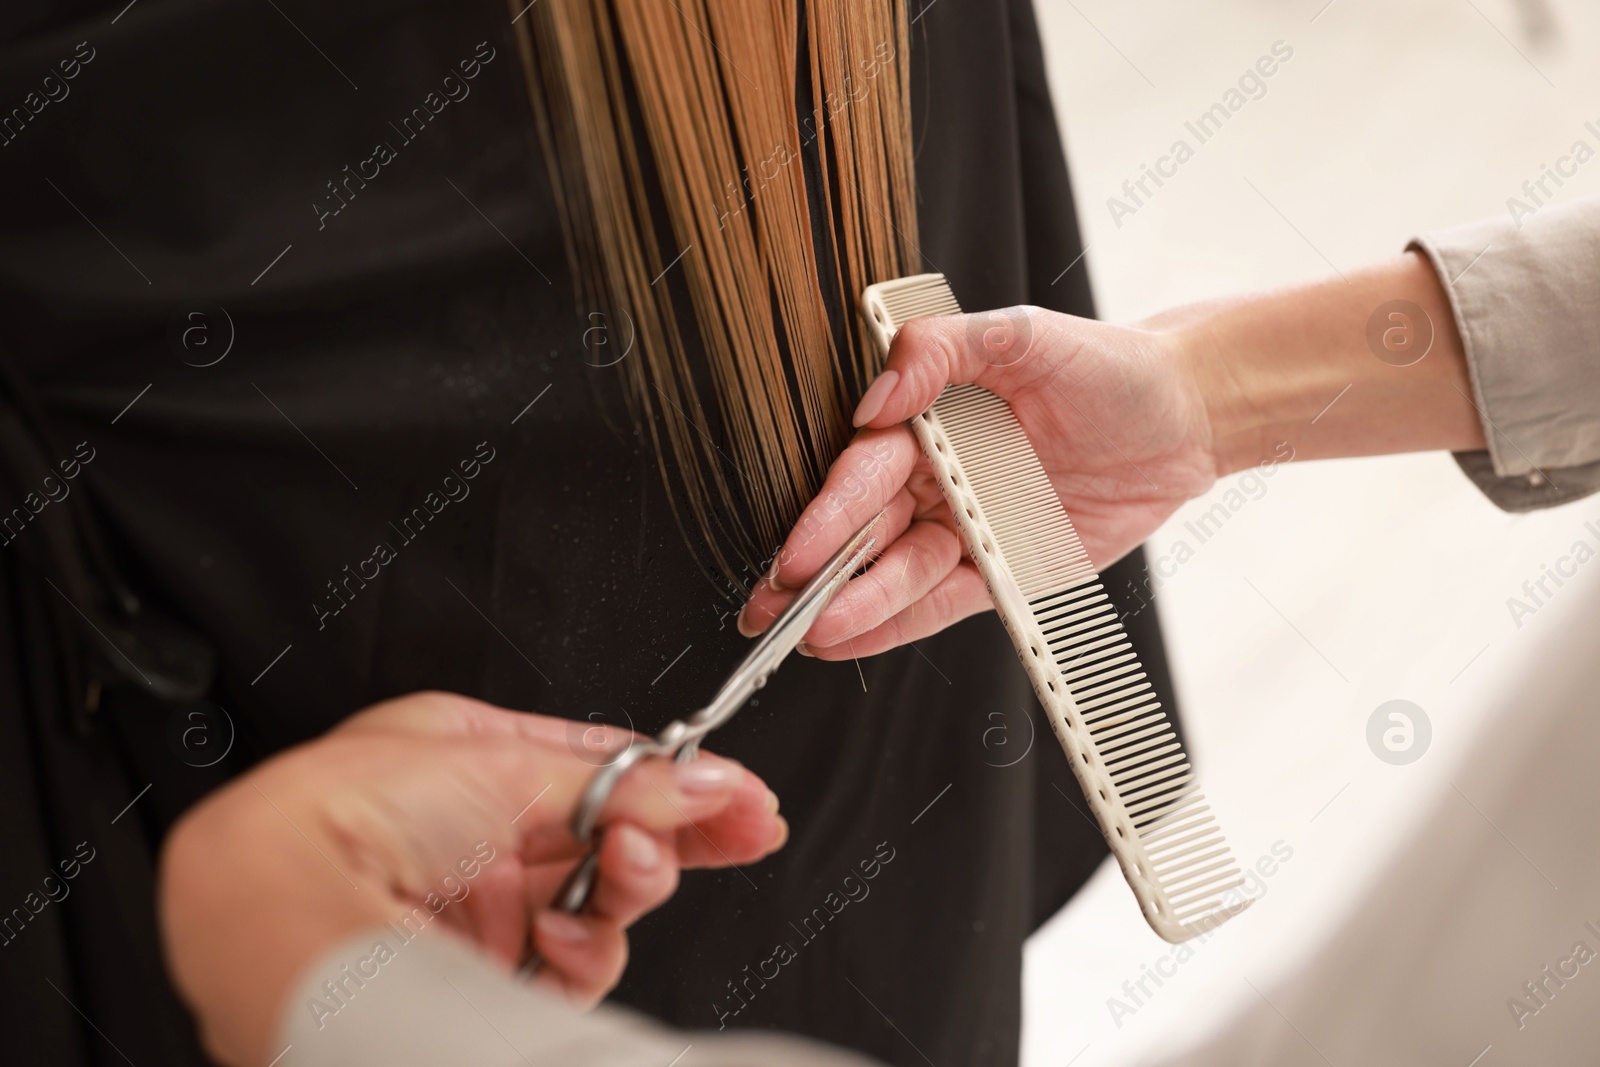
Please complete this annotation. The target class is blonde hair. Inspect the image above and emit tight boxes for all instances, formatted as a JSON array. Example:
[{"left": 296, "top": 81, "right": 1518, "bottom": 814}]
[{"left": 512, "top": 0, "right": 919, "bottom": 589}]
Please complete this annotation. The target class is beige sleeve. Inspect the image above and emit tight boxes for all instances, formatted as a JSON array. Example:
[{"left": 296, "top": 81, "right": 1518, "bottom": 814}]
[
  {"left": 1408, "top": 194, "right": 1600, "bottom": 511},
  {"left": 273, "top": 927, "right": 885, "bottom": 1067}
]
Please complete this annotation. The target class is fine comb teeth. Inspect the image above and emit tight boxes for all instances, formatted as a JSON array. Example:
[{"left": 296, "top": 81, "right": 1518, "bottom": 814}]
[{"left": 860, "top": 274, "right": 1249, "bottom": 943}]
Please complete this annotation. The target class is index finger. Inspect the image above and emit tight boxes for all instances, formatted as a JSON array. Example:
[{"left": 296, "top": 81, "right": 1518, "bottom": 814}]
[
  {"left": 769, "top": 426, "right": 918, "bottom": 589},
  {"left": 854, "top": 307, "right": 1061, "bottom": 429},
  {"left": 337, "top": 692, "right": 640, "bottom": 760},
  {"left": 432, "top": 740, "right": 758, "bottom": 870}
]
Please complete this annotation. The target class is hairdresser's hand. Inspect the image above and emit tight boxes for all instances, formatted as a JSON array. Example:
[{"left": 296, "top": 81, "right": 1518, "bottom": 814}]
[
  {"left": 739, "top": 308, "right": 1217, "bottom": 658},
  {"left": 159, "top": 691, "right": 786, "bottom": 1067},
  {"left": 741, "top": 250, "right": 1485, "bottom": 658}
]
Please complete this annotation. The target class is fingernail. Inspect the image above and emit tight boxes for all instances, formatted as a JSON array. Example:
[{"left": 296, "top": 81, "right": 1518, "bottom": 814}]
[
  {"left": 764, "top": 557, "right": 784, "bottom": 591},
  {"left": 852, "top": 370, "right": 900, "bottom": 427},
  {"left": 676, "top": 759, "right": 740, "bottom": 794},
  {"left": 537, "top": 910, "right": 589, "bottom": 943},
  {"left": 764, "top": 789, "right": 780, "bottom": 815},
  {"left": 770, "top": 815, "right": 789, "bottom": 850},
  {"left": 618, "top": 826, "right": 661, "bottom": 871},
  {"left": 736, "top": 604, "right": 757, "bottom": 638},
  {"left": 796, "top": 642, "right": 814, "bottom": 658}
]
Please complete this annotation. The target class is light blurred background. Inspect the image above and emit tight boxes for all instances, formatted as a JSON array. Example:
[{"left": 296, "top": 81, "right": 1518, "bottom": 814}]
[{"left": 1023, "top": 1, "right": 1600, "bottom": 1065}]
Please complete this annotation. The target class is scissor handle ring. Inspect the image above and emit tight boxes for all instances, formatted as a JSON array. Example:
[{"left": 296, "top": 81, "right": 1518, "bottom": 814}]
[{"left": 568, "top": 738, "right": 666, "bottom": 844}]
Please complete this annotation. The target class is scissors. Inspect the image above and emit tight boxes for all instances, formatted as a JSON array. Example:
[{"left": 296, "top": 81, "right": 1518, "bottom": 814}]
[{"left": 518, "top": 510, "right": 885, "bottom": 977}]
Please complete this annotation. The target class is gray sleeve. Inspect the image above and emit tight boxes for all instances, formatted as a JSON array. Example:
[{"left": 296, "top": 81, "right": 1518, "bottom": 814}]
[
  {"left": 1407, "top": 194, "right": 1600, "bottom": 512},
  {"left": 273, "top": 927, "right": 884, "bottom": 1067}
]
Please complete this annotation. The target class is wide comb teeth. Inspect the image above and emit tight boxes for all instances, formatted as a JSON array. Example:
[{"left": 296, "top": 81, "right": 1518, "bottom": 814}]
[
  {"left": 860, "top": 273, "right": 962, "bottom": 355},
  {"left": 864, "top": 272, "right": 962, "bottom": 324},
  {"left": 860, "top": 274, "right": 1249, "bottom": 942}
]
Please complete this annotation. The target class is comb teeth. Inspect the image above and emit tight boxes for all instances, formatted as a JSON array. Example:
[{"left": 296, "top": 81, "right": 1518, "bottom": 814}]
[
  {"left": 931, "top": 387, "right": 1095, "bottom": 596},
  {"left": 859, "top": 273, "right": 962, "bottom": 354},
  {"left": 860, "top": 274, "right": 1249, "bottom": 942}
]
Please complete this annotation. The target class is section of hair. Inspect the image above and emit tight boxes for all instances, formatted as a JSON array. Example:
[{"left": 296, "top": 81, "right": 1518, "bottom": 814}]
[{"left": 512, "top": 0, "right": 918, "bottom": 591}]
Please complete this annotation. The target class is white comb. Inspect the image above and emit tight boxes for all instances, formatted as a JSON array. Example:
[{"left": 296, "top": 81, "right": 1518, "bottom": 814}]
[{"left": 861, "top": 274, "right": 1249, "bottom": 942}]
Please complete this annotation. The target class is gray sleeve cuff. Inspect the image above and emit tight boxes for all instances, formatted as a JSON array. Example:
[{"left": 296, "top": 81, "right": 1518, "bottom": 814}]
[
  {"left": 1407, "top": 194, "right": 1600, "bottom": 511},
  {"left": 274, "top": 926, "right": 883, "bottom": 1067}
]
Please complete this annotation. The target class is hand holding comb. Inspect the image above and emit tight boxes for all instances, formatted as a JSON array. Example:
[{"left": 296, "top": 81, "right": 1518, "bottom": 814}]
[{"left": 858, "top": 275, "right": 1249, "bottom": 943}]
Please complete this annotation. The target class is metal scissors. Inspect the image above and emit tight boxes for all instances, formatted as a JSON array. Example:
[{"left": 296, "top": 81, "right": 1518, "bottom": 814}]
[{"left": 518, "top": 510, "right": 885, "bottom": 977}]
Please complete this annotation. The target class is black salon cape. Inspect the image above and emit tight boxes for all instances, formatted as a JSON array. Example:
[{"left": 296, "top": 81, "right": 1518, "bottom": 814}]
[{"left": 0, "top": 2, "right": 1178, "bottom": 1064}]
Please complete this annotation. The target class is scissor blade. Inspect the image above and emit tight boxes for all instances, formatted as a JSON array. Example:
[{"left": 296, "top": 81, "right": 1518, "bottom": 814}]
[{"left": 695, "top": 512, "right": 885, "bottom": 731}]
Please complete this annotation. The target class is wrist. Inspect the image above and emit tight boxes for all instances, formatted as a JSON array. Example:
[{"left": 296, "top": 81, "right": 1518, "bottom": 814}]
[
  {"left": 1147, "top": 253, "right": 1484, "bottom": 478},
  {"left": 1145, "top": 300, "right": 1284, "bottom": 479},
  {"left": 161, "top": 786, "right": 391, "bottom": 1066}
]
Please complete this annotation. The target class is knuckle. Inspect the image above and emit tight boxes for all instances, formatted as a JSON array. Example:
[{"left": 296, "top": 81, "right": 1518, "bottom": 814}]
[
  {"left": 860, "top": 574, "right": 901, "bottom": 628},
  {"left": 894, "top": 316, "right": 958, "bottom": 395},
  {"left": 920, "top": 321, "right": 964, "bottom": 389},
  {"left": 905, "top": 575, "right": 954, "bottom": 629},
  {"left": 895, "top": 544, "right": 931, "bottom": 595}
]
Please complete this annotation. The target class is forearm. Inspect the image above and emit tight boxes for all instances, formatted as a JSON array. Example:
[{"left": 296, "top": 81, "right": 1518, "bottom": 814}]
[{"left": 1156, "top": 251, "right": 1486, "bottom": 477}]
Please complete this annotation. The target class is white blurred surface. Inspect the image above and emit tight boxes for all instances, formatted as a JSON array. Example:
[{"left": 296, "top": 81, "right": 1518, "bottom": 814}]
[{"left": 1023, "top": 2, "right": 1600, "bottom": 1065}]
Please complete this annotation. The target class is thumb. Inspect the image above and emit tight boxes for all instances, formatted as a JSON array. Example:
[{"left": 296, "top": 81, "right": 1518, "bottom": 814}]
[{"left": 852, "top": 306, "right": 1056, "bottom": 428}]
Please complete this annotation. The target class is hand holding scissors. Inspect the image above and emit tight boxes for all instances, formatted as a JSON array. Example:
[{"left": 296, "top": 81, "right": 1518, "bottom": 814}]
[{"left": 519, "top": 511, "right": 885, "bottom": 976}]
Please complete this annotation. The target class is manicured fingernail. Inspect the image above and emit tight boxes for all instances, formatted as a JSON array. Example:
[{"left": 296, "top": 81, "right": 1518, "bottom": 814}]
[
  {"left": 853, "top": 370, "right": 900, "bottom": 427},
  {"left": 537, "top": 911, "right": 589, "bottom": 943},
  {"left": 770, "top": 815, "right": 789, "bottom": 850},
  {"left": 796, "top": 642, "right": 814, "bottom": 658},
  {"left": 765, "top": 789, "right": 780, "bottom": 815},
  {"left": 764, "top": 557, "right": 784, "bottom": 590},
  {"left": 736, "top": 604, "right": 757, "bottom": 638},
  {"left": 676, "top": 760, "right": 740, "bottom": 794},
  {"left": 618, "top": 826, "right": 661, "bottom": 871}
]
